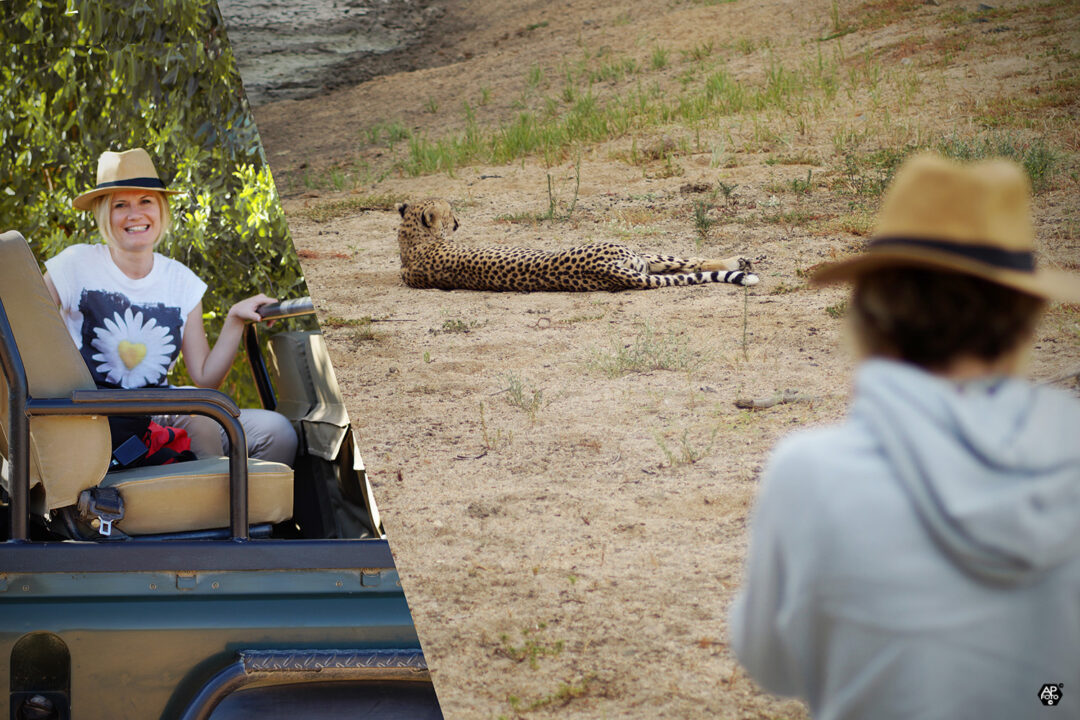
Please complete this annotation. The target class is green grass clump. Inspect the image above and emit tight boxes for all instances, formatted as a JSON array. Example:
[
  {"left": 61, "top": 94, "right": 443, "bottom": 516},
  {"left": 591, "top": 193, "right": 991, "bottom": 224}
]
[
  {"left": 497, "top": 626, "right": 564, "bottom": 670},
  {"left": 323, "top": 316, "right": 381, "bottom": 342},
  {"left": 590, "top": 324, "right": 701, "bottom": 377},
  {"left": 837, "top": 134, "right": 1060, "bottom": 201},
  {"left": 392, "top": 50, "right": 844, "bottom": 176},
  {"left": 505, "top": 372, "right": 544, "bottom": 417},
  {"left": 692, "top": 197, "right": 716, "bottom": 245},
  {"left": 654, "top": 424, "right": 720, "bottom": 466},
  {"left": 937, "top": 133, "right": 1058, "bottom": 192},
  {"left": 296, "top": 193, "right": 407, "bottom": 223},
  {"left": 651, "top": 46, "right": 670, "bottom": 70},
  {"left": 430, "top": 318, "right": 485, "bottom": 335}
]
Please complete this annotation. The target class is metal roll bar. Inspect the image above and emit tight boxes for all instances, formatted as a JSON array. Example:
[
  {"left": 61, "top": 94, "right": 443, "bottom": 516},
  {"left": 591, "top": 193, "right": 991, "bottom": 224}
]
[{"left": 242, "top": 297, "right": 317, "bottom": 412}]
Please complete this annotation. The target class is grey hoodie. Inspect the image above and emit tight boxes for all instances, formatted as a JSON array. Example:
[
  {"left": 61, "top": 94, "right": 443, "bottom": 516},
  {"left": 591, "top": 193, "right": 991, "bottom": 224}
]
[{"left": 729, "top": 359, "right": 1080, "bottom": 719}]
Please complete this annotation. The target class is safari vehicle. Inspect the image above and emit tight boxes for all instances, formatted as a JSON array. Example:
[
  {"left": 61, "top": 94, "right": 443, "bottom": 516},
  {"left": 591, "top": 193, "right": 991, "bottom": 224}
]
[{"left": 0, "top": 231, "right": 441, "bottom": 719}]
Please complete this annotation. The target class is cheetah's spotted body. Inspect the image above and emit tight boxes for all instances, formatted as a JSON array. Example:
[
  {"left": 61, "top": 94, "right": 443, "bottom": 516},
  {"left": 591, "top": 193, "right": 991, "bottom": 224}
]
[{"left": 397, "top": 199, "right": 759, "bottom": 292}]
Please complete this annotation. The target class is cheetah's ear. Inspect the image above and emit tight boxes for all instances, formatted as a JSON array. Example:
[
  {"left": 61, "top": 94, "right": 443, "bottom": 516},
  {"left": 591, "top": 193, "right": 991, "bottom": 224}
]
[
  {"left": 422, "top": 207, "right": 436, "bottom": 228},
  {"left": 453, "top": 216, "right": 459, "bottom": 231},
  {"left": 397, "top": 202, "right": 408, "bottom": 218}
]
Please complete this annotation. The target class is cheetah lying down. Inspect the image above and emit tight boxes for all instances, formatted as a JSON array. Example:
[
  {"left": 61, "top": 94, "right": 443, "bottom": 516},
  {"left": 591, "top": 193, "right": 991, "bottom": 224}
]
[{"left": 396, "top": 199, "right": 759, "bottom": 292}]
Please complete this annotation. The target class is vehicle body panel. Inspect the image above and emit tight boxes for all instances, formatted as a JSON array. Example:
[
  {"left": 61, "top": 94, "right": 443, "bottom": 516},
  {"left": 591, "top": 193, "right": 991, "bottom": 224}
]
[{"left": 0, "top": 541, "right": 423, "bottom": 719}]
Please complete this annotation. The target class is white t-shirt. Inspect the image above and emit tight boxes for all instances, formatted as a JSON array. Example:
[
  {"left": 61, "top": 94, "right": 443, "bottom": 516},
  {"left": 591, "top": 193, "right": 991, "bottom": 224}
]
[{"left": 45, "top": 243, "right": 207, "bottom": 389}]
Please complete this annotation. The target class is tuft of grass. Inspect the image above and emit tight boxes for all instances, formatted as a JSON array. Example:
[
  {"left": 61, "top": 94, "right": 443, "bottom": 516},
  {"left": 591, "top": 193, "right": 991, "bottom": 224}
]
[
  {"left": 734, "top": 37, "right": 757, "bottom": 55},
  {"left": 816, "top": 209, "right": 876, "bottom": 237},
  {"left": 324, "top": 316, "right": 382, "bottom": 342},
  {"left": 937, "top": 133, "right": 1059, "bottom": 192},
  {"left": 559, "top": 313, "right": 605, "bottom": 324},
  {"left": 544, "top": 153, "right": 582, "bottom": 221},
  {"left": 683, "top": 41, "right": 714, "bottom": 63},
  {"left": 654, "top": 424, "right": 720, "bottom": 467},
  {"left": 479, "top": 402, "right": 512, "bottom": 451},
  {"left": 496, "top": 625, "right": 564, "bottom": 670},
  {"left": 835, "top": 134, "right": 1060, "bottom": 204},
  {"left": 323, "top": 315, "right": 378, "bottom": 328},
  {"left": 295, "top": 193, "right": 407, "bottom": 223},
  {"left": 521, "top": 675, "right": 596, "bottom": 712},
  {"left": 789, "top": 169, "right": 815, "bottom": 195},
  {"left": 836, "top": 146, "right": 912, "bottom": 198},
  {"left": 766, "top": 151, "right": 822, "bottom": 166},
  {"left": 351, "top": 324, "right": 381, "bottom": 343},
  {"left": 769, "top": 281, "right": 802, "bottom": 295},
  {"left": 826, "top": 300, "right": 849, "bottom": 319},
  {"left": 366, "top": 120, "right": 411, "bottom": 148},
  {"left": 760, "top": 208, "right": 826, "bottom": 226},
  {"left": 650, "top": 46, "right": 670, "bottom": 70},
  {"left": 819, "top": 0, "right": 857, "bottom": 41},
  {"left": 716, "top": 180, "right": 738, "bottom": 209},
  {"left": 590, "top": 324, "right": 702, "bottom": 377},
  {"left": 505, "top": 372, "right": 545, "bottom": 418},
  {"left": 526, "top": 64, "right": 544, "bottom": 90},
  {"left": 692, "top": 196, "right": 716, "bottom": 246},
  {"left": 437, "top": 318, "right": 481, "bottom": 334},
  {"left": 590, "top": 57, "right": 639, "bottom": 84},
  {"left": 444, "top": 319, "right": 469, "bottom": 333}
]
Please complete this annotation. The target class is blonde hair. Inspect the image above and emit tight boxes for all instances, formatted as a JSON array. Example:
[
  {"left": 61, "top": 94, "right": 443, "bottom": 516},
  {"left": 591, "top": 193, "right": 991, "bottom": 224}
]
[{"left": 92, "top": 191, "right": 172, "bottom": 248}]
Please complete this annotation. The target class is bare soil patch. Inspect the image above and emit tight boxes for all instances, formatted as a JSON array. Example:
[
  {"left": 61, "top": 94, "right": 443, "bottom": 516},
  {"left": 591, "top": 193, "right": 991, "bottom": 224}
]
[{"left": 245, "top": 1, "right": 1080, "bottom": 717}]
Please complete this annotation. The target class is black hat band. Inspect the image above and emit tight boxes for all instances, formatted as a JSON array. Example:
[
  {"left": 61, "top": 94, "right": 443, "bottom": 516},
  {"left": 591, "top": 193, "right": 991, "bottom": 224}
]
[
  {"left": 870, "top": 236, "right": 1035, "bottom": 272},
  {"left": 94, "top": 177, "right": 168, "bottom": 191}
]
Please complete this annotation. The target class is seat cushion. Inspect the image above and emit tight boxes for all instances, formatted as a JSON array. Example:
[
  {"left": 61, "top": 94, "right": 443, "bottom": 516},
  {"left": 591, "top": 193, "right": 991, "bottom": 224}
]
[
  {"left": 99, "top": 457, "right": 293, "bottom": 535},
  {"left": 0, "top": 231, "right": 110, "bottom": 510}
]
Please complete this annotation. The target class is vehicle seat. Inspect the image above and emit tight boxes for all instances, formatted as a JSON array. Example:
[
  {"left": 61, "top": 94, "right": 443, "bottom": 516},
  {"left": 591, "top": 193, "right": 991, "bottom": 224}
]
[{"left": 0, "top": 230, "right": 293, "bottom": 536}]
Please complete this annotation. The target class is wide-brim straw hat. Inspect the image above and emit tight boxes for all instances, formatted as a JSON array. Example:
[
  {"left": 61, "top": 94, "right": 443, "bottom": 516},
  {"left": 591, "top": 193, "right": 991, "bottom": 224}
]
[
  {"left": 813, "top": 153, "right": 1080, "bottom": 303},
  {"left": 72, "top": 148, "right": 182, "bottom": 211}
]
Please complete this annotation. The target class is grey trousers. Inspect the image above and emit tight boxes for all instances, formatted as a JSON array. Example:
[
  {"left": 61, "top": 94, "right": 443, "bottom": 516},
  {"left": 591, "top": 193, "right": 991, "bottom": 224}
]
[{"left": 153, "top": 409, "right": 299, "bottom": 466}]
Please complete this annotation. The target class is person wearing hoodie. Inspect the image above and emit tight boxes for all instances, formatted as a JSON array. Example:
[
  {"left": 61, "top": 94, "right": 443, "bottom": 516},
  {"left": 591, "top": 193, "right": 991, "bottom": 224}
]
[{"left": 728, "top": 153, "right": 1080, "bottom": 720}]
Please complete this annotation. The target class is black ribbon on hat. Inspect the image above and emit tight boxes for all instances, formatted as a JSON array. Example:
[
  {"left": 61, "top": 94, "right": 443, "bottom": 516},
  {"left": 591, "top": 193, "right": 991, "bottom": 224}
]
[
  {"left": 869, "top": 236, "right": 1035, "bottom": 272},
  {"left": 93, "top": 177, "right": 168, "bottom": 191}
]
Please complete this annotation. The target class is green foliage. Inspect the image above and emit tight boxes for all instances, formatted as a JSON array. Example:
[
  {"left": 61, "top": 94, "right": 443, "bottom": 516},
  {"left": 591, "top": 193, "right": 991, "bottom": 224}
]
[{"left": 0, "top": 1, "right": 310, "bottom": 405}]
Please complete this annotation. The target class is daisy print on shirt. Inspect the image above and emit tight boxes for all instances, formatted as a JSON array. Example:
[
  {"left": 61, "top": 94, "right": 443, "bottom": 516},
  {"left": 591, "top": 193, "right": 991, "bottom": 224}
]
[{"left": 78, "top": 288, "right": 183, "bottom": 388}]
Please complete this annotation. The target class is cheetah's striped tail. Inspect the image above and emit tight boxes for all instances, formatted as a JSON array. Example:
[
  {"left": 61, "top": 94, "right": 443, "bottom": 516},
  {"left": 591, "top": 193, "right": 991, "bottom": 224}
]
[{"left": 644, "top": 269, "right": 758, "bottom": 288}]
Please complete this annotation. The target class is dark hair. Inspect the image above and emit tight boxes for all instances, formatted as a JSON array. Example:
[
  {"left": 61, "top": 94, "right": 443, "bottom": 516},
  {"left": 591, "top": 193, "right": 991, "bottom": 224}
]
[{"left": 850, "top": 267, "right": 1046, "bottom": 370}]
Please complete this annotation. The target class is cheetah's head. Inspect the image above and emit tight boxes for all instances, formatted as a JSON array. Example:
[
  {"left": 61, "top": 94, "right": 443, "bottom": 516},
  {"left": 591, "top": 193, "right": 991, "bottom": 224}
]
[{"left": 397, "top": 199, "right": 459, "bottom": 254}]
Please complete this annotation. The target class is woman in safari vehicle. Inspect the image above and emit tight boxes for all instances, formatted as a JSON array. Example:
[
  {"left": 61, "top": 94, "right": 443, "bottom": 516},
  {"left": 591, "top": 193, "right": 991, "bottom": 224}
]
[{"left": 42, "top": 147, "right": 297, "bottom": 466}]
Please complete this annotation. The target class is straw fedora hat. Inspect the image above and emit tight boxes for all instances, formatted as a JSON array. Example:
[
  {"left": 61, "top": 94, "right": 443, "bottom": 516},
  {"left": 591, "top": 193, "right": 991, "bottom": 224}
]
[
  {"left": 72, "top": 148, "right": 182, "bottom": 211},
  {"left": 813, "top": 153, "right": 1080, "bottom": 303}
]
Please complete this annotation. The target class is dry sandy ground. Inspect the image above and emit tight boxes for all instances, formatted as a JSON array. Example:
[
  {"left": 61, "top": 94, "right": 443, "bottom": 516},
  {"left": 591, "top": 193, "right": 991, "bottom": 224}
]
[{"left": 242, "top": 1, "right": 1080, "bottom": 717}]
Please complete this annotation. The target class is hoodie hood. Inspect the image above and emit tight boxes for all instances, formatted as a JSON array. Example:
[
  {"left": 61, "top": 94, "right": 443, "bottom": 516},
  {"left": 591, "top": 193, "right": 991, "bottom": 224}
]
[{"left": 851, "top": 358, "right": 1080, "bottom": 586}]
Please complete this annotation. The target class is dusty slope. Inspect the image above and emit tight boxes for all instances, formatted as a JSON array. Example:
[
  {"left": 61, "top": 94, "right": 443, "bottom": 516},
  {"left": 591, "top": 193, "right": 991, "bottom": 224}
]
[{"left": 246, "top": 0, "right": 1080, "bottom": 717}]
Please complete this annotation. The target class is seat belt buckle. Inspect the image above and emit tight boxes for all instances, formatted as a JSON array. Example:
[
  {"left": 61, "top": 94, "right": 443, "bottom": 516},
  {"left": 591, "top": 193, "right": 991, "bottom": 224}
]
[{"left": 77, "top": 487, "right": 125, "bottom": 537}]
